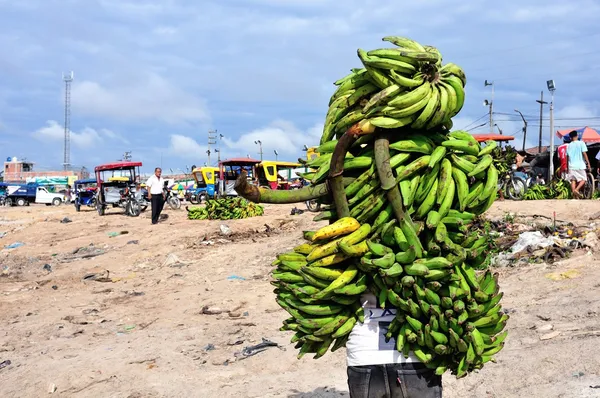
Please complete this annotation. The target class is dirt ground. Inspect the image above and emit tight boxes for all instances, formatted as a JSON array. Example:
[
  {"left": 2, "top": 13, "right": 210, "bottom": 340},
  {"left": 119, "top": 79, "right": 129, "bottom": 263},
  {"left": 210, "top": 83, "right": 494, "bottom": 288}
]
[{"left": 1, "top": 200, "right": 599, "bottom": 398}]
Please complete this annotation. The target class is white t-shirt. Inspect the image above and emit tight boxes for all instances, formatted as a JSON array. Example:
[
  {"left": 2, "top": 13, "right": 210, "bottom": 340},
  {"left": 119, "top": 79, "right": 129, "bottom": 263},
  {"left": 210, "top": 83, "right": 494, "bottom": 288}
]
[
  {"left": 146, "top": 175, "right": 165, "bottom": 195},
  {"left": 346, "top": 293, "right": 419, "bottom": 366}
]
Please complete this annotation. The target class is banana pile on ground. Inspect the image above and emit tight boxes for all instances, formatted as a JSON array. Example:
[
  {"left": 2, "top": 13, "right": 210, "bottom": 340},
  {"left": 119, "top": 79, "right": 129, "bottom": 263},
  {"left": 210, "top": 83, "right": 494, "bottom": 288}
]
[
  {"left": 523, "top": 179, "right": 571, "bottom": 200},
  {"left": 186, "top": 198, "right": 264, "bottom": 220},
  {"left": 273, "top": 216, "right": 507, "bottom": 377},
  {"left": 232, "top": 35, "right": 507, "bottom": 379}
]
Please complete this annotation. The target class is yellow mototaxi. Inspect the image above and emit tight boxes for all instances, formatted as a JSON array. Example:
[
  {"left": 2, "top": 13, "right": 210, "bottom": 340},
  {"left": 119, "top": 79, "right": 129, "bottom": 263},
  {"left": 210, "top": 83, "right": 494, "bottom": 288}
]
[
  {"left": 257, "top": 161, "right": 301, "bottom": 190},
  {"left": 191, "top": 166, "right": 219, "bottom": 200}
]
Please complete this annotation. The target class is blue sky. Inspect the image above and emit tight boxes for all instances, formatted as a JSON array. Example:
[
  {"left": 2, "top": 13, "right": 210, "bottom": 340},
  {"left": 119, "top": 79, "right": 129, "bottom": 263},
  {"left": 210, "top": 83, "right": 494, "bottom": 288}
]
[{"left": 2, "top": 0, "right": 600, "bottom": 173}]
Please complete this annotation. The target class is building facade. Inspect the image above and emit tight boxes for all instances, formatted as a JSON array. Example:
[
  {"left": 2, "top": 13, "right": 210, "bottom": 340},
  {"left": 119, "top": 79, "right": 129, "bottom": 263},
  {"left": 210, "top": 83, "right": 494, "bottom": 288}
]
[{"left": 3, "top": 157, "right": 85, "bottom": 182}]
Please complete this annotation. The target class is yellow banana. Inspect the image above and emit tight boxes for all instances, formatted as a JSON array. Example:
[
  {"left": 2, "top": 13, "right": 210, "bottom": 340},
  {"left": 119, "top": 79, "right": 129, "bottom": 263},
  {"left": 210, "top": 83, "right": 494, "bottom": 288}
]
[{"left": 312, "top": 217, "right": 361, "bottom": 241}]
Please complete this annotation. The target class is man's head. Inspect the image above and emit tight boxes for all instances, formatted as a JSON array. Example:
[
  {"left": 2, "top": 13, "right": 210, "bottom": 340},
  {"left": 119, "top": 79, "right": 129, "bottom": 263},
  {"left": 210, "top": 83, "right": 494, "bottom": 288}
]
[
  {"left": 569, "top": 130, "right": 579, "bottom": 141},
  {"left": 563, "top": 135, "right": 572, "bottom": 144},
  {"left": 155, "top": 167, "right": 162, "bottom": 177}
]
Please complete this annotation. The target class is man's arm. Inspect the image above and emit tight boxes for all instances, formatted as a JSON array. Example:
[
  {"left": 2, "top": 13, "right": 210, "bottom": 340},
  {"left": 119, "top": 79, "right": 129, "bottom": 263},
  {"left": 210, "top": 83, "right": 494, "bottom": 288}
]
[
  {"left": 584, "top": 152, "right": 591, "bottom": 170},
  {"left": 146, "top": 177, "right": 153, "bottom": 198},
  {"left": 581, "top": 142, "right": 590, "bottom": 169}
]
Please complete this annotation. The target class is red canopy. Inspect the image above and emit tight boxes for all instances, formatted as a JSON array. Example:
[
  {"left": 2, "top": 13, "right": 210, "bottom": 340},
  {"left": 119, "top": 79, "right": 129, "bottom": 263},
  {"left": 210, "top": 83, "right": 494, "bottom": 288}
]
[
  {"left": 556, "top": 127, "right": 600, "bottom": 143},
  {"left": 95, "top": 161, "right": 142, "bottom": 172},
  {"left": 471, "top": 134, "right": 515, "bottom": 143}
]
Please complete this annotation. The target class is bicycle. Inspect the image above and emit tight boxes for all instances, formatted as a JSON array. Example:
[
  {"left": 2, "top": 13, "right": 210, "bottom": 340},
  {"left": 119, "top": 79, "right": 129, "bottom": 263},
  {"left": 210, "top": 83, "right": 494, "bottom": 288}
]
[{"left": 582, "top": 171, "right": 596, "bottom": 199}]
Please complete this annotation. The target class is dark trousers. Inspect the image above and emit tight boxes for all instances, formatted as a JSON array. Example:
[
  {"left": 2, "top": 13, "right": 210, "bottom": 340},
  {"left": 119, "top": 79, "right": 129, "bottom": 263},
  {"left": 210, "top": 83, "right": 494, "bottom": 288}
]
[
  {"left": 348, "top": 363, "right": 442, "bottom": 398},
  {"left": 150, "top": 194, "right": 164, "bottom": 224}
]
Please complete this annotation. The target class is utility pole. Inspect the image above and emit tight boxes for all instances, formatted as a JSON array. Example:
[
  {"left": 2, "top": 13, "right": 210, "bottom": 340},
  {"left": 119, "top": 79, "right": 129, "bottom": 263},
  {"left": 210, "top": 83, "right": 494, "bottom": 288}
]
[
  {"left": 547, "top": 80, "right": 556, "bottom": 181},
  {"left": 274, "top": 150, "right": 279, "bottom": 161},
  {"left": 62, "top": 71, "right": 73, "bottom": 171},
  {"left": 536, "top": 91, "right": 548, "bottom": 154},
  {"left": 514, "top": 109, "right": 528, "bottom": 152},
  {"left": 208, "top": 130, "right": 217, "bottom": 166},
  {"left": 484, "top": 80, "right": 494, "bottom": 132}
]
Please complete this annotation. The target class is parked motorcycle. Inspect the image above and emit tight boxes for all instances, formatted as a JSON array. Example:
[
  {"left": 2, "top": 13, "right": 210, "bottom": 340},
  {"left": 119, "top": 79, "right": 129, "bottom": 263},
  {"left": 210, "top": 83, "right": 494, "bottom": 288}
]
[
  {"left": 305, "top": 199, "right": 321, "bottom": 212},
  {"left": 499, "top": 164, "right": 527, "bottom": 200},
  {"left": 164, "top": 186, "right": 181, "bottom": 210}
]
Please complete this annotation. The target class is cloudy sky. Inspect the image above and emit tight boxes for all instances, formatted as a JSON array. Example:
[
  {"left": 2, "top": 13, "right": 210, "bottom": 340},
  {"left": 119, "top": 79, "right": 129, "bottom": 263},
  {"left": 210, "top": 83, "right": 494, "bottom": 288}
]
[{"left": 2, "top": 0, "right": 600, "bottom": 173}]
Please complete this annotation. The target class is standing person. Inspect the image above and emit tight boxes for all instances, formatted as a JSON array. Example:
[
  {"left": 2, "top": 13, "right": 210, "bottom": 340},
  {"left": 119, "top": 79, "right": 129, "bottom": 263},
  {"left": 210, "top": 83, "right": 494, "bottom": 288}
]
[
  {"left": 64, "top": 185, "right": 72, "bottom": 203},
  {"left": 146, "top": 167, "right": 166, "bottom": 224},
  {"left": 566, "top": 130, "right": 591, "bottom": 198},
  {"left": 346, "top": 293, "right": 442, "bottom": 397},
  {"left": 557, "top": 135, "right": 571, "bottom": 179}
]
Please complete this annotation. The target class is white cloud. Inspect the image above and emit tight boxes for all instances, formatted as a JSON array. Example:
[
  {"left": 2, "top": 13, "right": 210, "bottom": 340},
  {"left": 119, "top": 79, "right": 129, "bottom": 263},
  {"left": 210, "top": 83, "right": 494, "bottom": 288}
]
[
  {"left": 223, "top": 120, "right": 322, "bottom": 159},
  {"left": 168, "top": 134, "right": 208, "bottom": 160},
  {"left": 32, "top": 120, "right": 125, "bottom": 148},
  {"left": 554, "top": 103, "right": 600, "bottom": 134},
  {"left": 71, "top": 73, "right": 209, "bottom": 125}
]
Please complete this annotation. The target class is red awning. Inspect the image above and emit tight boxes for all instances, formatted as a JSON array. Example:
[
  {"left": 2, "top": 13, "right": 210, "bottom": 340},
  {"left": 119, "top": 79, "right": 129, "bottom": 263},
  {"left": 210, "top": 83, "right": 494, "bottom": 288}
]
[
  {"left": 556, "top": 127, "right": 600, "bottom": 143},
  {"left": 95, "top": 161, "right": 143, "bottom": 172},
  {"left": 471, "top": 134, "right": 515, "bottom": 143}
]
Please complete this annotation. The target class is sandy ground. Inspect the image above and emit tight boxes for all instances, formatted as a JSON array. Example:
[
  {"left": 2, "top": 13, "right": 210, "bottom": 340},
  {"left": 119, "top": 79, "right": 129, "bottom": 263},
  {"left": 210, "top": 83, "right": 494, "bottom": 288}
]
[{"left": 1, "top": 200, "right": 599, "bottom": 398}]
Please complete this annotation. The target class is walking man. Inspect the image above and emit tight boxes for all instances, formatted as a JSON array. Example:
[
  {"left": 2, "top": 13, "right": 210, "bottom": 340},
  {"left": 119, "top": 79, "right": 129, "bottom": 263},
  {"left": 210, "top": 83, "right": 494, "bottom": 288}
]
[
  {"left": 566, "top": 130, "right": 591, "bottom": 198},
  {"left": 146, "top": 167, "right": 166, "bottom": 224}
]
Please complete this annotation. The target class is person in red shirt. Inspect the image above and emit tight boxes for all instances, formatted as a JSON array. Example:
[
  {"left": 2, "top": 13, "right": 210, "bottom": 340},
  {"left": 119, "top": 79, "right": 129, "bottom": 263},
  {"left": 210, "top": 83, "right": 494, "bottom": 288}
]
[{"left": 557, "top": 135, "right": 571, "bottom": 179}]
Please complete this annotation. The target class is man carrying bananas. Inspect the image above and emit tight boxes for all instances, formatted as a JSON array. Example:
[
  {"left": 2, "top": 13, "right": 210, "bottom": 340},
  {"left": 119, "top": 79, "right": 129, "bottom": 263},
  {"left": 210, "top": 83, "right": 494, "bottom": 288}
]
[
  {"left": 565, "top": 130, "right": 591, "bottom": 198},
  {"left": 346, "top": 292, "right": 442, "bottom": 397}
]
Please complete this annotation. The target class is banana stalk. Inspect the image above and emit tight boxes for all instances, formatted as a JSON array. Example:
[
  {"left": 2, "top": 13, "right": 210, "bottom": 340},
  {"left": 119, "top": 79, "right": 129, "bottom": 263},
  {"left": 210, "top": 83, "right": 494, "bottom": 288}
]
[
  {"left": 234, "top": 173, "right": 355, "bottom": 203},
  {"left": 374, "top": 134, "right": 407, "bottom": 225},
  {"left": 328, "top": 123, "right": 364, "bottom": 218}
]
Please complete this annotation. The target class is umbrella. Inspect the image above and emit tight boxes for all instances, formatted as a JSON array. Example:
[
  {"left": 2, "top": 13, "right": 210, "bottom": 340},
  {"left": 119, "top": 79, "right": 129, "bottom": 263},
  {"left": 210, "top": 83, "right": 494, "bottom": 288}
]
[
  {"left": 171, "top": 183, "right": 184, "bottom": 190},
  {"left": 556, "top": 127, "right": 600, "bottom": 143}
]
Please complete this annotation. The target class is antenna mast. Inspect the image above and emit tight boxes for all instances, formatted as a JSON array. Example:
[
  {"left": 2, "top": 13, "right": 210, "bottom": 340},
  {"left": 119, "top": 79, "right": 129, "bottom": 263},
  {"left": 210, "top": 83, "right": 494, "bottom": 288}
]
[{"left": 63, "top": 71, "right": 74, "bottom": 171}]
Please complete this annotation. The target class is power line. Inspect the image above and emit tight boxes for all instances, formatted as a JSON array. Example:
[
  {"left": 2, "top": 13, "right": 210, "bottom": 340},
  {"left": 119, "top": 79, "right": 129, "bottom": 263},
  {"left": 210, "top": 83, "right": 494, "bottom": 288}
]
[
  {"left": 458, "top": 113, "right": 489, "bottom": 130},
  {"left": 494, "top": 117, "right": 600, "bottom": 122}
]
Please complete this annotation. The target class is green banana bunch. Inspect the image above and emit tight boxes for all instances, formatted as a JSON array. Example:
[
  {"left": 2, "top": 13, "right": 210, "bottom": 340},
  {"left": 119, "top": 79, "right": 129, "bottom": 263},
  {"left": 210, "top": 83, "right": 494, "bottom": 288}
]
[
  {"left": 237, "top": 34, "right": 511, "bottom": 380},
  {"left": 273, "top": 220, "right": 373, "bottom": 358},
  {"left": 187, "top": 198, "right": 264, "bottom": 220},
  {"left": 360, "top": 219, "right": 507, "bottom": 379},
  {"left": 523, "top": 184, "right": 551, "bottom": 201},
  {"left": 319, "top": 36, "right": 466, "bottom": 144}
]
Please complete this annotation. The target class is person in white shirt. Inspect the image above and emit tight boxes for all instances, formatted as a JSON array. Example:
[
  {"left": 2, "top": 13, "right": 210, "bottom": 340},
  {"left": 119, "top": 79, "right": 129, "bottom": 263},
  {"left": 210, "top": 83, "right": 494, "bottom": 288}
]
[
  {"left": 146, "top": 167, "right": 166, "bottom": 225},
  {"left": 346, "top": 293, "right": 442, "bottom": 397}
]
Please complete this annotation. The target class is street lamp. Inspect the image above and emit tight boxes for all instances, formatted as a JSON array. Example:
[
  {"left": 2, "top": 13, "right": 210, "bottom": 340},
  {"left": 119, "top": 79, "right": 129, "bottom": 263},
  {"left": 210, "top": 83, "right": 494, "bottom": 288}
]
[
  {"left": 274, "top": 150, "right": 279, "bottom": 161},
  {"left": 494, "top": 123, "right": 503, "bottom": 135},
  {"left": 484, "top": 80, "right": 494, "bottom": 131},
  {"left": 514, "top": 109, "right": 528, "bottom": 152},
  {"left": 217, "top": 133, "right": 224, "bottom": 163},
  {"left": 254, "top": 140, "right": 263, "bottom": 161},
  {"left": 547, "top": 79, "right": 556, "bottom": 181}
]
